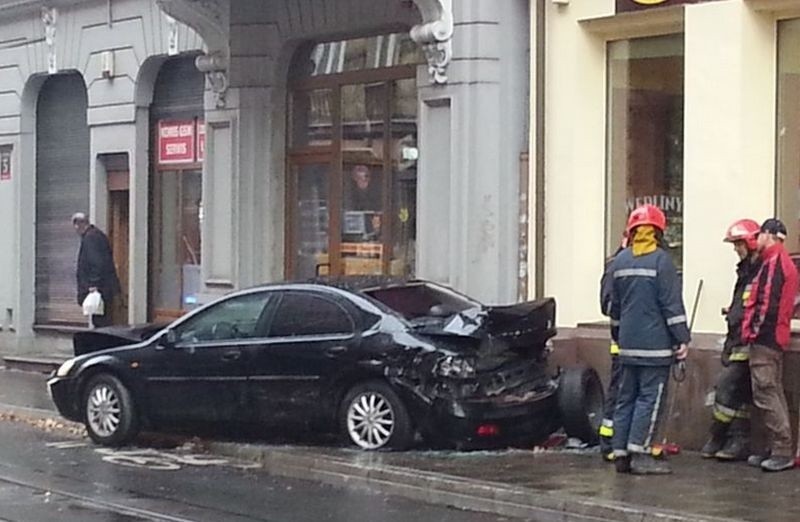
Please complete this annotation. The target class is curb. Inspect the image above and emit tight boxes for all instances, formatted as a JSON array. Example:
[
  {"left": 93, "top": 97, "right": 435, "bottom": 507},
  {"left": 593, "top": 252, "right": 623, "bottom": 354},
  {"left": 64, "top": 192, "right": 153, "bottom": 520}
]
[
  {"left": 2, "top": 356, "right": 63, "bottom": 374},
  {"left": 0, "top": 401, "right": 742, "bottom": 522},
  {"left": 206, "top": 442, "right": 742, "bottom": 522}
]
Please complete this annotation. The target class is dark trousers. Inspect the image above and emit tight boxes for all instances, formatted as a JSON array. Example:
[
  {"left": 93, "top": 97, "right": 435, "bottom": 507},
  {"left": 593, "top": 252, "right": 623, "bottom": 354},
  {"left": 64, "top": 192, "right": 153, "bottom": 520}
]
[
  {"left": 709, "top": 361, "right": 751, "bottom": 438},
  {"left": 612, "top": 364, "right": 670, "bottom": 455},
  {"left": 599, "top": 355, "right": 622, "bottom": 453},
  {"left": 750, "top": 345, "right": 792, "bottom": 457}
]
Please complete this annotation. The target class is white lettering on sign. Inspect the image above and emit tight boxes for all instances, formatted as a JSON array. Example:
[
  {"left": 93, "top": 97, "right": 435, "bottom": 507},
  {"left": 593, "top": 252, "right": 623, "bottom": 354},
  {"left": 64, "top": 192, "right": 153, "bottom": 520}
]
[
  {"left": 626, "top": 195, "right": 683, "bottom": 213},
  {"left": 166, "top": 143, "right": 188, "bottom": 155}
]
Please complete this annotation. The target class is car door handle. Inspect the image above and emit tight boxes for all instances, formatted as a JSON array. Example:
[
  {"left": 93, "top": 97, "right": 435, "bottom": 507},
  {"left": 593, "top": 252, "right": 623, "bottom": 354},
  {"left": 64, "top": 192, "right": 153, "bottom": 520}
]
[
  {"left": 222, "top": 349, "right": 242, "bottom": 361},
  {"left": 325, "top": 346, "right": 348, "bottom": 357}
]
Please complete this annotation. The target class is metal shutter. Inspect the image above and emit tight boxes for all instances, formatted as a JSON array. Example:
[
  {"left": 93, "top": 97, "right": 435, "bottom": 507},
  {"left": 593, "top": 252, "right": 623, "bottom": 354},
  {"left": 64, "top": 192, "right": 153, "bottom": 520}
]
[
  {"left": 35, "top": 73, "right": 90, "bottom": 325},
  {"left": 151, "top": 55, "right": 204, "bottom": 119}
]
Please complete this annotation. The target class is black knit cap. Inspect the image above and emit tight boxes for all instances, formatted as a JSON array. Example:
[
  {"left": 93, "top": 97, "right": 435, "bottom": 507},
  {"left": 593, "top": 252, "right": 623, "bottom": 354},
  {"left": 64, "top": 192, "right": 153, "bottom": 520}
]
[{"left": 760, "top": 218, "right": 787, "bottom": 239}]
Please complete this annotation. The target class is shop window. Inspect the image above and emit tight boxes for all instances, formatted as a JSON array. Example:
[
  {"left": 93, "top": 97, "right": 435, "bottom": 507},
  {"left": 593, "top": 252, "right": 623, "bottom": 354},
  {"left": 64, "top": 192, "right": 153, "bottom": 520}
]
[
  {"left": 287, "top": 33, "right": 423, "bottom": 279},
  {"left": 606, "top": 35, "right": 685, "bottom": 268},
  {"left": 777, "top": 19, "right": 800, "bottom": 253}
]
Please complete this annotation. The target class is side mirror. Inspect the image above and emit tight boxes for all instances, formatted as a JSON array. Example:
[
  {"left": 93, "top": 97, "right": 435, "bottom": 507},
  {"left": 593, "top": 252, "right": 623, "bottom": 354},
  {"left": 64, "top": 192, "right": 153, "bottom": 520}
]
[{"left": 157, "top": 328, "right": 177, "bottom": 348}]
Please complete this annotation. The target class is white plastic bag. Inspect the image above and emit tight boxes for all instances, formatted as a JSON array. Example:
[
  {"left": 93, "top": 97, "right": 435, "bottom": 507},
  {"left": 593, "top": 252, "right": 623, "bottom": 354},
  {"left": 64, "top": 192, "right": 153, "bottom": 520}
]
[{"left": 82, "top": 290, "right": 104, "bottom": 317}]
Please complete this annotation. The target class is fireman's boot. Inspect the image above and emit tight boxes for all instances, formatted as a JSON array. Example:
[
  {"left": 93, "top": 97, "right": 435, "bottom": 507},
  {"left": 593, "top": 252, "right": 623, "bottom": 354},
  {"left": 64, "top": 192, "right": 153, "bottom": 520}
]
[
  {"left": 630, "top": 452, "right": 672, "bottom": 475},
  {"left": 701, "top": 420, "right": 728, "bottom": 459},
  {"left": 715, "top": 419, "right": 749, "bottom": 461}
]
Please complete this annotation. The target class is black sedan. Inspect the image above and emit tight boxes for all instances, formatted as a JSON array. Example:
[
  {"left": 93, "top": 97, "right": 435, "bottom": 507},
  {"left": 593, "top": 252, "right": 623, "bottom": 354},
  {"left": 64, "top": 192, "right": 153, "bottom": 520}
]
[{"left": 48, "top": 278, "right": 603, "bottom": 451}]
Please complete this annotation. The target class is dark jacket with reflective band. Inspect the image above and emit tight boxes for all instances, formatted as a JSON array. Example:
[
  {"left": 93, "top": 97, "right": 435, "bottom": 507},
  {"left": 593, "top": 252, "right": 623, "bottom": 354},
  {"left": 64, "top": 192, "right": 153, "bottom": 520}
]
[
  {"left": 609, "top": 248, "right": 691, "bottom": 366},
  {"left": 742, "top": 243, "right": 799, "bottom": 351},
  {"left": 600, "top": 247, "right": 625, "bottom": 354},
  {"left": 724, "top": 257, "right": 761, "bottom": 352}
]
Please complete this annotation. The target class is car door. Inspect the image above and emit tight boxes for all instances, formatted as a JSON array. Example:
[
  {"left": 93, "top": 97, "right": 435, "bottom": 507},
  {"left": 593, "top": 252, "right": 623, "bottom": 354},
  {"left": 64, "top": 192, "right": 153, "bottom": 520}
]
[
  {"left": 246, "top": 290, "right": 359, "bottom": 426},
  {"left": 140, "top": 291, "right": 273, "bottom": 425}
]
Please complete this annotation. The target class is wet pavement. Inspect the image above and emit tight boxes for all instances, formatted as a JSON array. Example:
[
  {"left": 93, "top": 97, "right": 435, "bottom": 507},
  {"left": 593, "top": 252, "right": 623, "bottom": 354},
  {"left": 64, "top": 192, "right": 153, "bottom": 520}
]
[
  {"left": 0, "top": 417, "right": 511, "bottom": 522},
  {"left": 0, "top": 367, "right": 797, "bottom": 522}
]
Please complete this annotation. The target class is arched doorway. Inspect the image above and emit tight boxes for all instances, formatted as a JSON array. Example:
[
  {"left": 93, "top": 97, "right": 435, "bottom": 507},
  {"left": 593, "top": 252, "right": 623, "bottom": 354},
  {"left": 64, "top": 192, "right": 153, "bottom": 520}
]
[
  {"left": 148, "top": 55, "right": 205, "bottom": 321},
  {"left": 286, "top": 32, "right": 423, "bottom": 279},
  {"left": 35, "top": 73, "right": 89, "bottom": 325}
]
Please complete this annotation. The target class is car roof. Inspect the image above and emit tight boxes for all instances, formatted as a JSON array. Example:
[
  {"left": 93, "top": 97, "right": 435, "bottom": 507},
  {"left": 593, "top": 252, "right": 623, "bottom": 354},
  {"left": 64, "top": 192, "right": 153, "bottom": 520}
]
[{"left": 241, "top": 276, "right": 425, "bottom": 294}]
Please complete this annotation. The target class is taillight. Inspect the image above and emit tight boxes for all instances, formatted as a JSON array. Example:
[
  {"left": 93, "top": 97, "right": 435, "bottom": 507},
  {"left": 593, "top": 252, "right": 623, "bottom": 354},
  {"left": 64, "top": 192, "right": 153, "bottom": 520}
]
[{"left": 476, "top": 424, "right": 500, "bottom": 437}]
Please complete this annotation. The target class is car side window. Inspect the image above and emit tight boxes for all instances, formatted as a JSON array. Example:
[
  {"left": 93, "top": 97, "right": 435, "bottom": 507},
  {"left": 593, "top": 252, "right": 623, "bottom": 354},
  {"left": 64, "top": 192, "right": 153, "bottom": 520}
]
[
  {"left": 175, "top": 293, "right": 272, "bottom": 343},
  {"left": 270, "top": 293, "right": 354, "bottom": 337}
]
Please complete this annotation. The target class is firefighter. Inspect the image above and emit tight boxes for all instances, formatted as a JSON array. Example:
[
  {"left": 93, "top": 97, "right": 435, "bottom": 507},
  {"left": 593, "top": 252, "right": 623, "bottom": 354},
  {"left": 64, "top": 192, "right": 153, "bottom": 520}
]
[
  {"left": 598, "top": 234, "right": 627, "bottom": 462},
  {"left": 608, "top": 204, "right": 690, "bottom": 475},
  {"left": 701, "top": 219, "right": 761, "bottom": 461},
  {"left": 742, "top": 218, "right": 798, "bottom": 472}
]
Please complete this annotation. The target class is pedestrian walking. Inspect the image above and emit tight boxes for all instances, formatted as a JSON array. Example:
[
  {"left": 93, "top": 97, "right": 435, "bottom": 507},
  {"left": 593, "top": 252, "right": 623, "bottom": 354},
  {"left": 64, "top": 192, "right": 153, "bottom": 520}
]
[
  {"left": 742, "top": 218, "right": 798, "bottom": 472},
  {"left": 608, "top": 204, "right": 690, "bottom": 475},
  {"left": 701, "top": 219, "right": 761, "bottom": 461},
  {"left": 73, "top": 212, "right": 121, "bottom": 328},
  {"left": 598, "top": 233, "right": 627, "bottom": 462}
]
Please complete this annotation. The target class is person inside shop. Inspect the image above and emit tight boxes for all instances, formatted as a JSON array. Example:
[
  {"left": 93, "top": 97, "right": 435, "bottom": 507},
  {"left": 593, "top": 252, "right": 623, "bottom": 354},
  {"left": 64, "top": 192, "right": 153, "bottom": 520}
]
[
  {"left": 742, "top": 218, "right": 798, "bottom": 473},
  {"left": 72, "top": 212, "right": 121, "bottom": 328},
  {"left": 608, "top": 204, "right": 690, "bottom": 475},
  {"left": 700, "top": 219, "right": 761, "bottom": 462},
  {"left": 343, "top": 164, "right": 382, "bottom": 242}
]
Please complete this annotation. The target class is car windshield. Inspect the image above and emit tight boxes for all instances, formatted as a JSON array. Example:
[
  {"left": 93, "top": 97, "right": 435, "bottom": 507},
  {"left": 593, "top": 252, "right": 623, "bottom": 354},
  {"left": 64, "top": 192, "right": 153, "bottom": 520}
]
[{"left": 363, "top": 283, "right": 480, "bottom": 321}]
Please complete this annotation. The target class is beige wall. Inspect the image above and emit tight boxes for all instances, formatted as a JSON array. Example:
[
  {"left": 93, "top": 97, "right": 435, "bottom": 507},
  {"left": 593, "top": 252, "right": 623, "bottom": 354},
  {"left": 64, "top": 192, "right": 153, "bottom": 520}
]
[{"left": 536, "top": 0, "right": 788, "bottom": 335}]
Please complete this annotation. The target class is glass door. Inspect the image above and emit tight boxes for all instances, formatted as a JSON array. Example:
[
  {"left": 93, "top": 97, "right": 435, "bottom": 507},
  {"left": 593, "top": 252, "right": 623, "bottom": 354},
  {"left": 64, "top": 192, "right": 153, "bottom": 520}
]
[{"left": 287, "top": 157, "right": 335, "bottom": 279}]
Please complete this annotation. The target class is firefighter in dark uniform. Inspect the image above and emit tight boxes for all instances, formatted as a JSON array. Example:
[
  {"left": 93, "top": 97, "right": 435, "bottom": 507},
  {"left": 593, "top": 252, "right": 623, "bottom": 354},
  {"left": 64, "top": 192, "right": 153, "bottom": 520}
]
[
  {"left": 609, "top": 204, "right": 690, "bottom": 475},
  {"left": 598, "top": 234, "right": 627, "bottom": 462},
  {"left": 701, "top": 219, "right": 761, "bottom": 461}
]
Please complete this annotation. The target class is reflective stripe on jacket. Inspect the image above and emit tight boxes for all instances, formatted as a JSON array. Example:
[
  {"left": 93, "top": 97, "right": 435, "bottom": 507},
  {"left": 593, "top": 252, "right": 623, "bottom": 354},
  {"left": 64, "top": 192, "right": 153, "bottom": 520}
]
[{"left": 609, "top": 247, "right": 691, "bottom": 366}]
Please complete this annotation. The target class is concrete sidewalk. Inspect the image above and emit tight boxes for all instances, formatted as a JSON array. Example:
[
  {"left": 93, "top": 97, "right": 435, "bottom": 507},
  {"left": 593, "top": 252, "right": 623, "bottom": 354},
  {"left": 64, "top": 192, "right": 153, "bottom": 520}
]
[{"left": 0, "top": 367, "right": 795, "bottom": 522}]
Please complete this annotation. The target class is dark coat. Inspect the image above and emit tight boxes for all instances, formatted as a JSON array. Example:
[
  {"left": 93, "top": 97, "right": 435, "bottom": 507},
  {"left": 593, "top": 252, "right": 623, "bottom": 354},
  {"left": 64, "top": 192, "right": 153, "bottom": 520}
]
[
  {"left": 76, "top": 225, "right": 121, "bottom": 306},
  {"left": 609, "top": 247, "right": 691, "bottom": 366},
  {"left": 724, "top": 256, "right": 761, "bottom": 351}
]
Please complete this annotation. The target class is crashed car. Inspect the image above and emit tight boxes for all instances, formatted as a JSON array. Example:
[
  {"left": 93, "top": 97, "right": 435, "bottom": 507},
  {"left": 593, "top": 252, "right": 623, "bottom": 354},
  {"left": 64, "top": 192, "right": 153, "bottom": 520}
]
[{"left": 48, "top": 278, "right": 603, "bottom": 451}]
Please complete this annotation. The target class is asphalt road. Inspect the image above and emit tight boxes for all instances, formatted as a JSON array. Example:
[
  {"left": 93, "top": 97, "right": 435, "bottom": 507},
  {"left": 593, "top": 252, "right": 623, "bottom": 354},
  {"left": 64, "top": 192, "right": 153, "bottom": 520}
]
[{"left": 0, "top": 419, "right": 516, "bottom": 522}]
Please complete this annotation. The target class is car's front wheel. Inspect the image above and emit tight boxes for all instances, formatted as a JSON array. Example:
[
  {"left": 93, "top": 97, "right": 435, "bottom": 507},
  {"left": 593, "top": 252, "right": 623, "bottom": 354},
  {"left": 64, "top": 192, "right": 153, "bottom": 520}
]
[
  {"left": 339, "top": 381, "right": 413, "bottom": 451},
  {"left": 82, "top": 373, "right": 139, "bottom": 446}
]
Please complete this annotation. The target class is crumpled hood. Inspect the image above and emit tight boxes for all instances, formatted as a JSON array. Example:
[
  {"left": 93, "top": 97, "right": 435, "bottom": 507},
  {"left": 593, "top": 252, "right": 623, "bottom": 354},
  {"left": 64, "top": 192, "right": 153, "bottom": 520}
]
[{"left": 409, "top": 298, "right": 556, "bottom": 359}]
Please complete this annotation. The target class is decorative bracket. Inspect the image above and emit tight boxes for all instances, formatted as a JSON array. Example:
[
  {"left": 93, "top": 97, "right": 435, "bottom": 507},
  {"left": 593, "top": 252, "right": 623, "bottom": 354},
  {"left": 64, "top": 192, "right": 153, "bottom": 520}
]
[
  {"left": 410, "top": 0, "right": 454, "bottom": 84},
  {"left": 195, "top": 52, "right": 228, "bottom": 109},
  {"left": 41, "top": 6, "right": 57, "bottom": 74}
]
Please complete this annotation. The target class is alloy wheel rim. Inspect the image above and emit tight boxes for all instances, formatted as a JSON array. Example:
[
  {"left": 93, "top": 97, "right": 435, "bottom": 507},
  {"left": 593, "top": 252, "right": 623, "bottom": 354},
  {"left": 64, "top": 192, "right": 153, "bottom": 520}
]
[
  {"left": 346, "top": 392, "right": 395, "bottom": 449},
  {"left": 86, "top": 384, "right": 121, "bottom": 438}
]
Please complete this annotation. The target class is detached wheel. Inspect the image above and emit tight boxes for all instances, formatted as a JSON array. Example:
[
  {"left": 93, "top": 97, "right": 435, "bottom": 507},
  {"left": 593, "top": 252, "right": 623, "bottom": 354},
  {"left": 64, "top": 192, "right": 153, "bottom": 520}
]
[
  {"left": 340, "top": 380, "right": 413, "bottom": 451},
  {"left": 83, "top": 373, "right": 139, "bottom": 446},
  {"left": 557, "top": 365, "right": 604, "bottom": 444}
]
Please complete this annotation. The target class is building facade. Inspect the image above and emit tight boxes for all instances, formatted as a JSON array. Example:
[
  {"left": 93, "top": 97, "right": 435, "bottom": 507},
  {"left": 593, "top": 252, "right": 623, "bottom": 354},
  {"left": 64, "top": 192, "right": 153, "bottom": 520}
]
[
  {"left": 0, "top": 0, "right": 530, "bottom": 352},
  {"left": 537, "top": 0, "right": 800, "bottom": 337}
]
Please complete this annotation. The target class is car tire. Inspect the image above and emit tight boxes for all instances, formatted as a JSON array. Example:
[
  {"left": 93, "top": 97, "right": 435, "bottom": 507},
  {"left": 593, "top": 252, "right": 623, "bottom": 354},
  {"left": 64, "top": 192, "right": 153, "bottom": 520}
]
[
  {"left": 339, "top": 380, "right": 413, "bottom": 451},
  {"left": 82, "top": 373, "right": 139, "bottom": 447},
  {"left": 557, "top": 365, "right": 604, "bottom": 445}
]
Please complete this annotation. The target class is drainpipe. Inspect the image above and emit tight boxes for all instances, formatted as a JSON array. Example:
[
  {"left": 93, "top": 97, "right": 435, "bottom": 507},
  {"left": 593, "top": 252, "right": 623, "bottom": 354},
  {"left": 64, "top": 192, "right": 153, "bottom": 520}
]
[{"left": 532, "top": 0, "right": 546, "bottom": 299}]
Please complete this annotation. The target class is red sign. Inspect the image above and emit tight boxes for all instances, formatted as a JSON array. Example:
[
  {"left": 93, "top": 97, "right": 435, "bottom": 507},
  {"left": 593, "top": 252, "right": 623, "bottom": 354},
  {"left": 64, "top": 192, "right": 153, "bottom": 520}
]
[
  {"left": 616, "top": 0, "right": 717, "bottom": 12},
  {"left": 158, "top": 120, "right": 195, "bottom": 165},
  {"left": 0, "top": 145, "right": 11, "bottom": 181},
  {"left": 196, "top": 121, "right": 205, "bottom": 162}
]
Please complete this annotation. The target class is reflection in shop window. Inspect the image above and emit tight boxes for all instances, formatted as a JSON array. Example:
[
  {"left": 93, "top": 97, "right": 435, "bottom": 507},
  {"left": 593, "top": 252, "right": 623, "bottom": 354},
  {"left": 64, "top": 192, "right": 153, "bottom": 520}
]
[
  {"left": 607, "top": 34, "right": 684, "bottom": 269},
  {"left": 777, "top": 19, "right": 800, "bottom": 253}
]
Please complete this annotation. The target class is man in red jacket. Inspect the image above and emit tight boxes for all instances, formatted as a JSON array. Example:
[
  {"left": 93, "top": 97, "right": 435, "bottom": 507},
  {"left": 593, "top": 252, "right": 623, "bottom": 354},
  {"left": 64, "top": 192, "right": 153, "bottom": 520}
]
[{"left": 742, "top": 218, "right": 798, "bottom": 472}]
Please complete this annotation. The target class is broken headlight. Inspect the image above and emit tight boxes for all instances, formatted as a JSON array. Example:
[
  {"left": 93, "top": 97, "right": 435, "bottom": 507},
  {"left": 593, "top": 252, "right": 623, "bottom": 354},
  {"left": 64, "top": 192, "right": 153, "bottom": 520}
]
[{"left": 435, "top": 355, "right": 477, "bottom": 379}]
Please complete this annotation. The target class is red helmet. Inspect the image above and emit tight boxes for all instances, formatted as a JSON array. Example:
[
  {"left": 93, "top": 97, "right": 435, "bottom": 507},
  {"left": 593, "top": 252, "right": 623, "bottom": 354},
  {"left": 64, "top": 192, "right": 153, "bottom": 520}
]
[
  {"left": 626, "top": 204, "right": 666, "bottom": 234},
  {"left": 724, "top": 219, "right": 760, "bottom": 250}
]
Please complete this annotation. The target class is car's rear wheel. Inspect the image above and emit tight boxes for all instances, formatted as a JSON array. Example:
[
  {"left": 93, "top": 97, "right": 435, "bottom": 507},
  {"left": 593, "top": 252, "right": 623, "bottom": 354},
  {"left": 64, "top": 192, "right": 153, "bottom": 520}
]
[
  {"left": 83, "top": 373, "right": 139, "bottom": 446},
  {"left": 340, "top": 381, "right": 413, "bottom": 451},
  {"left": 557, "top": 365, "right": 604, "bottom": 445}
]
